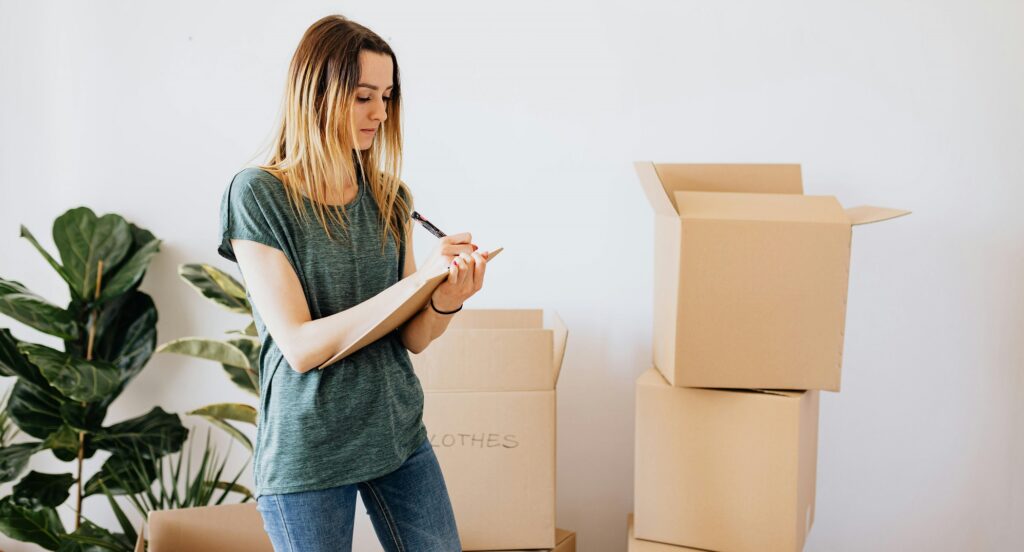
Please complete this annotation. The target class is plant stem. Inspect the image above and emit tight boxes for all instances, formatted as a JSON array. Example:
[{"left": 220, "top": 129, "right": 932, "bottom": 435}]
[{"left": 76, "top": 259, "right": 104, "bottom": 531}]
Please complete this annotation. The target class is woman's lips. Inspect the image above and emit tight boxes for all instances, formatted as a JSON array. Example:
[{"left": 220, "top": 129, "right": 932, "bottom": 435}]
[{"left": 360, "top": 128, "right": 376, "bottom": 135}]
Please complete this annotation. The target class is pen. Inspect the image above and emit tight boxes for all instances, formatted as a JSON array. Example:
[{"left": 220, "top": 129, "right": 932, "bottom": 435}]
[{"left": 411, "top": 211, "right": 447, "bottom": 238}]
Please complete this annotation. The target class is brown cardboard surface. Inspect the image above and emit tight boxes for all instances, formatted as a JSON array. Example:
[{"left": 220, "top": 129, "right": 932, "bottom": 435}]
[
  {"left": 502, "top": 528, "right": 576, "bottom": 551},
  {"left": 845, "top": 205, "right": 912, "bottom": 225},
  {"left": 425, "top": 389, "right": 556, "bottom": 550},
  {"left": 412, "top": 309, "right": 567, "bottom": 392},
  {"left": 146, "top": 502, "right": 272, "bottom": 552},
  {"left": 637, "top": 161, "right": 909, "bottom": 390},
  {"left": 139, "top": 501, "right": 573, "bottom": 551},
  {"left": 634, "top": 368, "right": 819, "bottom": 552},
  {"left": 315, "top": 248, "right": 503, "bottom": 370},
  {"left": 626, "top": 514, "right": 702, "bottom": 551},
  {"left": 413, "top": 309, "right": 567, "bottom": 550},
  {"left": 553, "top": 529, "right": 576, "bottom": 552}
]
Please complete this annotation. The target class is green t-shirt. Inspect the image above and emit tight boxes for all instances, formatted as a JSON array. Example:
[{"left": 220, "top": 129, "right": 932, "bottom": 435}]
[{"left": 217, "top": 167, "right": 426, "bottom": 498}]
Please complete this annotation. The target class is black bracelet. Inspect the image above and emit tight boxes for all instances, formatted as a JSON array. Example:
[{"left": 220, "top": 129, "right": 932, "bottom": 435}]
[{"left": 430, "top": 298, "right": 462, "bottom": 315}]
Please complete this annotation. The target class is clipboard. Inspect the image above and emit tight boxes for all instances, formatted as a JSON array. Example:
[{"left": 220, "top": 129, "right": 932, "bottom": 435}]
[{"left": 314, "top": 247, "right": 503, "bottom": 370}]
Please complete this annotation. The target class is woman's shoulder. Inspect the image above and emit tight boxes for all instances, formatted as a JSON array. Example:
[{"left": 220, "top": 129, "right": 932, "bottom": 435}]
[
  {"left": 224, "top": 167, "right": 292, "bottom": 207},
  {"left": 231, "top": 166, "right": 286, "bottom": 192}
]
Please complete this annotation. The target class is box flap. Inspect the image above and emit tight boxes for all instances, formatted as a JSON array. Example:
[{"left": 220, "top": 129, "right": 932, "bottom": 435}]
[
  {"left": 659, "top": 163, "right": 804, "bottom": 210},
  {"left": 635, "top": 161, "right": 678, "bottom": 216},
  {"left": 675, "top": 191, "right": 847, "bottom": 224},
  {"left": 546, "top": 311, "right": 568, "bottom": 384},
  {"left": 655, "top": 163, "right": 803, "bottom": 193},
  {"left": 413, "top": 309, "right": 564, "bottom": 392},
  {"left": 845, "top": 205, "right": 911, "bottom": 226},
  {"left": 449, "top": 309, "right": 543, "bottom": 330}
]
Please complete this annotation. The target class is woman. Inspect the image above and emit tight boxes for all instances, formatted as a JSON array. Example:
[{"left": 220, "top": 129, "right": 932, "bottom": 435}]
[{"left": 217, "top": 14, "right": 486, "bottom": 552}]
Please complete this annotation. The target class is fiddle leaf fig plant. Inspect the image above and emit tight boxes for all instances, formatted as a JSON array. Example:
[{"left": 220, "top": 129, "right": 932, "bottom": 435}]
[
  {"left": 155, "top": 264, "right": 259, "bottom": 452},
  {"left": 0, "top": 207, "right": 188, "bottom": 551}
]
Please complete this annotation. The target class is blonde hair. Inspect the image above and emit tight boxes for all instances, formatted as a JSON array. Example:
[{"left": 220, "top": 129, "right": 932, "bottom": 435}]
[{"left": 260, "top": 15, "right": 410, "bottom": 249}]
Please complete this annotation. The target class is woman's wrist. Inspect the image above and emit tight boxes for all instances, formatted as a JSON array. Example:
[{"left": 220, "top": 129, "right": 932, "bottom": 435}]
[{"left": 430, "top": 297, "right": 462, "bottom": 315}]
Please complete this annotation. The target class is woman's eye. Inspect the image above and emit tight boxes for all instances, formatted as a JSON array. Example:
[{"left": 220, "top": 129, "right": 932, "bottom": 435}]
[
  {"left": 357, "top": 97, "right": 372, "bottom": 103},
  {"left": 382, "top": 96, "right": 392, "bottom": 102}
]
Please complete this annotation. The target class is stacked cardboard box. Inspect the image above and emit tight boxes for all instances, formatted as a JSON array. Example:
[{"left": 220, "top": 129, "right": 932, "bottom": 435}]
[
  {"left": 411, "top": 309, "right": 569, "bottom": 551},
  {"left": 631, "top": 162, "right": 908, "bottom": 551},
  {"left": 137, "top": 502, "right": 576, "bottom": 551}
]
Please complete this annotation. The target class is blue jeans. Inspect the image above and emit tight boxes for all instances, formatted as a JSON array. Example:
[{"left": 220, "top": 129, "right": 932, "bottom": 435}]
[{"left": 256, "top": 438, "right": 460, "bottom": 552}]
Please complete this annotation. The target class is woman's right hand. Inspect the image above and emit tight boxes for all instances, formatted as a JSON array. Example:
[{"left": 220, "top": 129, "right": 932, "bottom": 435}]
[{"left": 416, "top": 232, "right": 477, "bottom": 280}]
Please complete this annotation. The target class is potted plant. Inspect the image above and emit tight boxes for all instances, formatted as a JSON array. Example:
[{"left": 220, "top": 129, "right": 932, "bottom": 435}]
[
  {"left": 0, "top": 207, "right": 188, "bottom": 551},
  {"left": 155, "top": 263, "right": 259, "bottom": 452}
]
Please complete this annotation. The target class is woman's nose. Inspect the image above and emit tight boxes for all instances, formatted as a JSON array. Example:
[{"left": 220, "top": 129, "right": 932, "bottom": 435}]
[{"left": 372, "top": 99, "right": 387, "bottom": 122}]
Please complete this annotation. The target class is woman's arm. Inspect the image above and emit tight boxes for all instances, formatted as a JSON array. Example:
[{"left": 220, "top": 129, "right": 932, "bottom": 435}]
[
  {"left": 400, "top": 222, "right": 488, "bottom": 354},
  {"left": 231, "top": 231, "right": 476, "bottom": 373}
]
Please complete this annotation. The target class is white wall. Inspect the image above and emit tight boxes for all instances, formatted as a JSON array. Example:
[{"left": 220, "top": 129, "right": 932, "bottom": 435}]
[{"left": 1, "top": 1, "right": 1021, "bottom": 550}]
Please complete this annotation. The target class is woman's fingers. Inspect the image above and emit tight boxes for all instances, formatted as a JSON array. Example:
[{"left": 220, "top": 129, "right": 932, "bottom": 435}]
[
  {"left": 472, "top": 252, "right": 486, "bottom": 291},
  {"left": 447, "top": 261, "right": 459, "bottom": 285},
  {"left": 456, "top": 253, "right": 474, "bottom": 287},
  {"left": 442, "top": 232, "right": 472, "bottom": 245},
  {"left": 443, "top": 244, "right": 476, "bottom": 258}
]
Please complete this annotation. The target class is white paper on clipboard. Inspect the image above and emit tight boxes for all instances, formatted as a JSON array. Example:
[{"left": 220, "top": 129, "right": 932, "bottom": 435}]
[{"left": 314, "top": 247, "right": 503, "bottom": 370}]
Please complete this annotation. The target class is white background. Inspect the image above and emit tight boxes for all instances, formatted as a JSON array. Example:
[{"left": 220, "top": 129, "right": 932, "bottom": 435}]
[{"left": 1, "top": 1, "right": 1021, "bottom": 550}]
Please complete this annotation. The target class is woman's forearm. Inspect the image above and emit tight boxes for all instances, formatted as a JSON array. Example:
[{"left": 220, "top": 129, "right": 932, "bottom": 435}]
[
  {"left": 287, "top": 272, "right": 428, "bottom": 373},
  {"left": 399, "top": 303, "right": 456, "bottom": 354}
]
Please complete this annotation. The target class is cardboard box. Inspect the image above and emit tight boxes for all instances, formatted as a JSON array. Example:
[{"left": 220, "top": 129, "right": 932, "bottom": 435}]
[
  {"left": 134, "top": 502, "right": 272, "bottom": 552},
  {"left": 634, "top": 368, "right": 819, "bottom": 552},
  {"left": 636, "top": 162, "right": 909, "bottom": 390},
  {"left": 506, "top": 528, "right": 577, "bottom": 552},
  {"left": 135, "top": 501, "right": 575, "bottom": 551},
  {"left": 412, "top": 309, "right": 568, "bottom": 551},
  {"left": 626, "top": 514, "right": 700, "bottom": 551}
]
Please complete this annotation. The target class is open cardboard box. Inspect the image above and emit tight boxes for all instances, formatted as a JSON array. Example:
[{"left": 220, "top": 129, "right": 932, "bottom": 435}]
[
  {"left": 634, "top": 368, "right": 819, "bottom": 552},
  {"left": 636, "top": 162, "right": 910, "bottom": 391},
  {"left": 411, "top": 309, "right": 568, "bottom": 551},
  {"left": 134, "top": 502, "right": 575, "bottom": 551}
]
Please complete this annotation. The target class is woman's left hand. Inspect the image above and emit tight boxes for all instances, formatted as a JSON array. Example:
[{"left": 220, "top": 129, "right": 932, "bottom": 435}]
[{"left": 430, "top": 250, "right": 488, "bottom": 312}]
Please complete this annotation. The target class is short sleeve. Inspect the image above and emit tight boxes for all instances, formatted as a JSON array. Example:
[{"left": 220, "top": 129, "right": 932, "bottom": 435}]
[{"left": 217, "top": 169, "right": 286, "bottom": 263}]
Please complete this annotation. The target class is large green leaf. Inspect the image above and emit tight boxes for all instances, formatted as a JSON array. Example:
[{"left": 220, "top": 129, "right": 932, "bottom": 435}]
[
  {"left": 52, "top": 207, "right": 132, "bottom": 301},
  {"left": 0, "top": 442, "right": 41, "bottom": 483},
  {"left": 179, "top": 263, "right": 251, "bottom": 314},
  {"left": 17, "top": 343, "right": 120, "bottom": 403},
  {"left": 223, "top": 337, "right": 260, "bottom": 396},
  {"left": 6, "top": 379, "right": 100, "bottom": 461},
  {"left": 189, "top": 403, "right": 257, "bottom": 452},
  {"left": 0, "top": 328, "right": 60, "bottom": 393},
  {"left": 0, "top": 495, "right": 65, "bottom": 550},
  {"left": 83, "top": 451, "right": 158, "bottom": 497},
  {"left": 41, "top": 424, "right": 85, "bottom": 462},
  {"left": 8, "top": 379, "right": 65, "bottom": 439},
  {"left": 92, "top": 407, "right": 188, "bottom": 457},
  {"left": 156, "top": 337, "right": 251, "bottom": 369},
  {"left": 59, "top": 400, "right": 107, "bottom": 435},
  {"left": 188, "top": 403, "right": 256, "bottom": 425},
  {"left": 18, "top": 225, "right": 78, "bottom": 301},
  {"left": 56, "top": 519, "right": 128, "bottom": 552},
  {"left": 98, "top": 239, "right": 161, "bottom": 303},
  {"left": 0, "top": 279, "right": 79, "bottom": 340},
  {"left": 12, "top": 471, "right": 76, "bottom": 509},
  {"left": 93, "top": 290, "right": 158, "bottom": 387}
]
